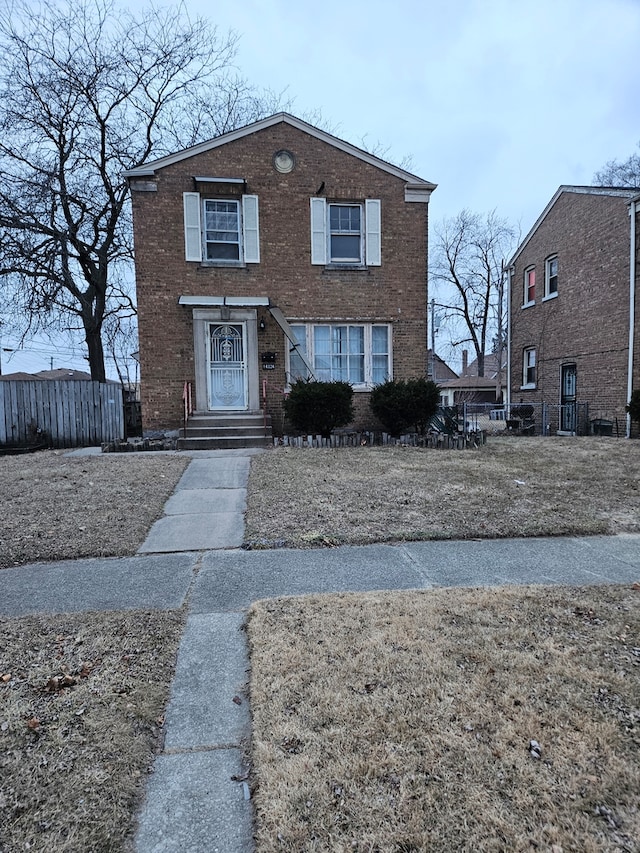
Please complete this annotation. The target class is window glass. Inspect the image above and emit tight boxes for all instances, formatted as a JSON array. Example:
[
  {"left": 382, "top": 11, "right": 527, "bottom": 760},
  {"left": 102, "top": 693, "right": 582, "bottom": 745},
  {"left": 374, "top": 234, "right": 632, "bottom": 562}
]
[
  {"left": 546, "top": 256, "right": 558, "bottom": 295},
  {"left": 525, "top": 267, "right": 535, "bottom": 303},
  {"left": 204, "top": 200, "right": 240, "bottom": 260},
  {"left": 329, "top": 204, "right": 362, "bottom": 262},
  {"left": 524, "top": 348, "right": 536, "bottom": 386},
  {"left": 290, "top": 324, "right": 390, "bottom": 386},
  {"left": 289, "top": 325, "right": 308, "bottom": 381},
  {"left": 372, "top": 326, "right": 389, "bottom": 384}
]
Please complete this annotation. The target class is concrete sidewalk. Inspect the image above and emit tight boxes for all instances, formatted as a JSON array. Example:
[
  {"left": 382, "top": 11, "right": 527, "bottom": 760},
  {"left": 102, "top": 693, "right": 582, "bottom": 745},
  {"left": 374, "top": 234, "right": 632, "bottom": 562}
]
[{"left": 2, "top": 449, "right": 640, "bottom": 852}]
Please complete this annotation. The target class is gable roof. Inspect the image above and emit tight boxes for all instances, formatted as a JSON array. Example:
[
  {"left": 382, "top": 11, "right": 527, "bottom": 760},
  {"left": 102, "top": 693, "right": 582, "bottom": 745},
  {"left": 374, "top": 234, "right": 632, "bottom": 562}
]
[
  {"left": 124, "top": 112, "right": 436, "bottom": 194},
  {"left": 508, "top": 185, "right": 639, "bottom": 266}
]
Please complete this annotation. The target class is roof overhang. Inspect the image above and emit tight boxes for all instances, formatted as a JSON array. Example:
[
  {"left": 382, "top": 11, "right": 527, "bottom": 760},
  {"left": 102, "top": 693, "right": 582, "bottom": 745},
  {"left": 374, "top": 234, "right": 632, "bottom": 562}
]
[{"left": 124, "top": 112, "right": 436, "bottom": 194}]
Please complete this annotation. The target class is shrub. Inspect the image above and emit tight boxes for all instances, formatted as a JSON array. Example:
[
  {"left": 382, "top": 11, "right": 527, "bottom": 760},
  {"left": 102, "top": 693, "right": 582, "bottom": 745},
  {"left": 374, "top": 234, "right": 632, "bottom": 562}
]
[
  {"left": 284, "top": 380, "right": 354, "bottom": 438},
  {"left": 626, "top": 390, "right": 640, "bottom": 432},
  {"left": 369, "top": 377, "right": 440, "bottom": 436}
]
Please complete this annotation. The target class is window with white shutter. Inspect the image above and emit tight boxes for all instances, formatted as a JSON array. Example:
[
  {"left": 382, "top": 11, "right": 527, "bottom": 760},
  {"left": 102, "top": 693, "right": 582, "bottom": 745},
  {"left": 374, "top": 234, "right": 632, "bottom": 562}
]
[
  {"left": 183, "top": 193, "right": 260, "bottom": 264},
  {"left": 310, "top": 198, "right": 381, "bottom": 267}
]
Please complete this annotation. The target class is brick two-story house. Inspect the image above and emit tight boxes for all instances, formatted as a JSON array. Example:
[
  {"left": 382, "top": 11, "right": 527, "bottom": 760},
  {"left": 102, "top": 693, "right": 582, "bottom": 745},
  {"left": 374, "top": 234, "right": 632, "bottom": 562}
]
[
  {"left": 125, "top": 113, "right": 436, "bottom": 446},
  {"left": 508, "top": 186, "right": 640, "bottom": 436}
]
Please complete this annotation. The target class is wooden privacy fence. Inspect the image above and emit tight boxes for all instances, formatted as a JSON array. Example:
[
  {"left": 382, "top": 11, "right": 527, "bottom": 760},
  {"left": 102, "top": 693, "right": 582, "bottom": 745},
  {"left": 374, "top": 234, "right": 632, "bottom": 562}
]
[{"left": 0, "top": 380, "right": 124, "bottom": 449}]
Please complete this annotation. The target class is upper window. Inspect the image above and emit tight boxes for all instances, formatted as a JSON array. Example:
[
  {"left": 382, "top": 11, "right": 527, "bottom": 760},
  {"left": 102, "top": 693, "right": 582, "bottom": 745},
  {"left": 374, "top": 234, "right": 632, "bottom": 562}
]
[
  {"left": 183, "top": 192, "right": 260, "bottom": 264},
  {"left": 329, "top": 204, "right": 362, "bottom": 263},
  {"left": 544, "top": 255, "right": 558, "bottom": 298},
  {"left": 204, "top": 200, "right": 240, "bottom": 261},
  {"left": 287, "top": 323, "right": 391, "bottom": 388},
  {"left": 523, "top": 266, "right": 535, "bottom": 306},
  {"left": 522, "top": 347, "right": 536, "bottom": 388},
  {"left": 310, "top": 198, "right": 381, "bottom": 267}
]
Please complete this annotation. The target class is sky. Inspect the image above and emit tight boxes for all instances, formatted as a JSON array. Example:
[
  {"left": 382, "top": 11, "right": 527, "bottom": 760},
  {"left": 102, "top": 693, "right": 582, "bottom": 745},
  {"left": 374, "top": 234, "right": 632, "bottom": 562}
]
[{"left": 3, "top": 0, "right": 639, "bottom": 376}]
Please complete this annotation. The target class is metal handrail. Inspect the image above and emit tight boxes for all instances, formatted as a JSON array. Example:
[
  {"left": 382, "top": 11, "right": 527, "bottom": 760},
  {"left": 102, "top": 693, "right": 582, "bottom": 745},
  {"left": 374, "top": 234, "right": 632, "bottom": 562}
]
[{"left": 182, "top": 381, "right": 193, "bottom": 436}]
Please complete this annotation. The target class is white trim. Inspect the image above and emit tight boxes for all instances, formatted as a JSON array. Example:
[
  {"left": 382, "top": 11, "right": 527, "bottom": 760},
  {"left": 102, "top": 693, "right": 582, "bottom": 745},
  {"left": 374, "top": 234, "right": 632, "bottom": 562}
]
[
  {"left": 310, "top": 197, "right": 327, "bottom": 265},
  {"left": 194, "top": 176, "right": 244, "bottom": 183},
  {"left": 242, "top": 194, "right": 260, "bottom": 263},
  {"left": 124, "top": 112, "right": 437, "bottom": 190},
  {"left": 179, "top": 295, "right": 269, "bottom": 306},
  {"left": 541, "top": 292, "right": 558, "bottom": 303},
  {"left": 183, "top": 192, "right": 202, "bottom": 262},
  {"left": 365, "top": 199, "right": 382, "bottom": 266}
]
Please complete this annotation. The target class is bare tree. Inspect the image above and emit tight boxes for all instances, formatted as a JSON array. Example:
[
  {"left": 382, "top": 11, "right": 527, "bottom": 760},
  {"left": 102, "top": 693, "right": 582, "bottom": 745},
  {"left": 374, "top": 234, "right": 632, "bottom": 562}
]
[
  {"left": 593, "top": 143, "right": 640, "bottom": 188},
  {"left": 0, "top": 0, "right": 288, "bottom": 381},
  {"left": 431, "top": 209, "right": 516, "bottom": 378}
]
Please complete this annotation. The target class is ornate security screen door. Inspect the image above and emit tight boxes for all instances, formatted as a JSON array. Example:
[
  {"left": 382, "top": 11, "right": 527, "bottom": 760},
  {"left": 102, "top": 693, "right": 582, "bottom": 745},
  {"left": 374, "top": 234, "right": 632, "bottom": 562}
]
[{"left": 208, "top": 323, "right": 248, "bottom": 410}]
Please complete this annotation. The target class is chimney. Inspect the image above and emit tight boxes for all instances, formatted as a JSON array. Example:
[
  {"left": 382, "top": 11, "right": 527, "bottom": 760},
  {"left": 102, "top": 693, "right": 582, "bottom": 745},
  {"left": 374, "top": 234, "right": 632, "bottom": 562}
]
[{"left": 462, "top": 349, "right": 468, "bottom": 375}]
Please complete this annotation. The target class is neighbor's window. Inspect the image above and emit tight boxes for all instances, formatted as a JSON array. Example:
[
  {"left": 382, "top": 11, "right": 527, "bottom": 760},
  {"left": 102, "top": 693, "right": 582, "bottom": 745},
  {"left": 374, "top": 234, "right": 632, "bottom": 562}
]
[
  {"left": 524, "top": 266, "right": 536, "bottom": 305},
  {"left": 286, "top": 324, "right": 390, "bottom": 387},
  {"left": 544, "top": 255, "right": 558, "bottom": 298},
  {"left": 204, "top": 200, "right": 241, "bottom": 261},
  {"left": 523, "top": 347, "right": 536, "bottom": 387}
]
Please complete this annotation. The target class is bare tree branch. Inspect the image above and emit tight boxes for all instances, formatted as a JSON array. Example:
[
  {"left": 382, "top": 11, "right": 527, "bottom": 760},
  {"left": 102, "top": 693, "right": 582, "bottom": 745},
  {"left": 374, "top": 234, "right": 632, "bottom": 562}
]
[
  {"left": 0, "top": 0, "right": 288, "bottom": 380},
  {"left": 593, "top": 143, "right": 640, "bottom": 188},
  {"left": 431, "top": 210, "right": 515, "bottom": 379}
]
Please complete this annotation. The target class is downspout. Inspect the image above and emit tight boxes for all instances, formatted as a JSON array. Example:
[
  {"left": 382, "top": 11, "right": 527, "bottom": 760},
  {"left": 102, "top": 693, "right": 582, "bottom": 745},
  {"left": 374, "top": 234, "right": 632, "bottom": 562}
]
[
  {"left": 627, "top": 199, "right": 638, "bottom": 438},
  {"left": 506, "top": 265, "right": 513, "bottom": 410}
]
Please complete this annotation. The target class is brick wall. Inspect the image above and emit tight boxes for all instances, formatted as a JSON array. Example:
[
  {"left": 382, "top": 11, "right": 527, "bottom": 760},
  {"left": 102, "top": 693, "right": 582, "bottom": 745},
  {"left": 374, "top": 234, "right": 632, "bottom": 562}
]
[
  {"left": 131, "top": 122, "right": 429, "bottom": 432},
  {"left": 509, "top": 190, "right": 638, "bottom": 432}
]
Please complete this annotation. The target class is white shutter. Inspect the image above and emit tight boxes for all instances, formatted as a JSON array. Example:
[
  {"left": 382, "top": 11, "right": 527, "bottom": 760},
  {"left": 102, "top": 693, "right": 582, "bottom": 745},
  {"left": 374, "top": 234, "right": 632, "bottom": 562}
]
[
  {"left": 183, "top": 192, "right": 202, "bottom": 262},
  {"left": 310, "top": 197, "right": 327, "bottom": 265},
  {"left": 242, "top": 194, "right": 260, "bottom": 263},
  {"left": 365, "top": 199, "right": 381, "bottom": 266}
]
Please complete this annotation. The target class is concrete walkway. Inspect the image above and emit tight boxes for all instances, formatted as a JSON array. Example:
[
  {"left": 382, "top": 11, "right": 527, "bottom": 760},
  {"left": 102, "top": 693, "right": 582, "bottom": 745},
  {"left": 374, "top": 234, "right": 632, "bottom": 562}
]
[{"left": 2, "top": 449, "right": 640, "bottom": 852}]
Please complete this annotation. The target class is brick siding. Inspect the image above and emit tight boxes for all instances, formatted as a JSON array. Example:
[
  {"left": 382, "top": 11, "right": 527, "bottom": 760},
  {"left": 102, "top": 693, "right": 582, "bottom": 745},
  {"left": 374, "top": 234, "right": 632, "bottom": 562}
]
[
  {"left": 131, "top": 122, "right": 429, "bottom": 432},
  {"left": 509, "top": 190, "right": 639, "bottom": 433}
]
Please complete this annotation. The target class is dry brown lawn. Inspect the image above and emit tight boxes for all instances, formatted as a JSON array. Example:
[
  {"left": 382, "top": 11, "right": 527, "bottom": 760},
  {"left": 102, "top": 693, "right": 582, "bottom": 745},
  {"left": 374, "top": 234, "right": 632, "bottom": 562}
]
[
  {"left": 248, "top": 585, "right": 640, "bottom": 853},
  {"left": 245, "top": 437, "right": 640, "bottom": 547},
  {"left": 0, "top": 609, "right": 184, "bottom": 852},
  {"left": 0, "top": 450, "right": 189, "bottom": 568}
]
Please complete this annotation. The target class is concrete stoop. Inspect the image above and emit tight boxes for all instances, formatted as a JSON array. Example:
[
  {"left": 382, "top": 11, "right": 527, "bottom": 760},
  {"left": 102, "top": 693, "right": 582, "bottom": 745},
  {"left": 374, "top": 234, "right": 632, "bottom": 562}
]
[{"left": 178, "top": 412, "right": 272, "bottom": 450}]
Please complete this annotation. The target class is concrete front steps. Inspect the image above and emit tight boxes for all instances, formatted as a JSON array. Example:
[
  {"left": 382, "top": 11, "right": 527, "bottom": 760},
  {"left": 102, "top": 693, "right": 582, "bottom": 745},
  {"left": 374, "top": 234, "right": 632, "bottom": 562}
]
[{"left": 177, "top": 412, "right": 272, "bottom": 450}]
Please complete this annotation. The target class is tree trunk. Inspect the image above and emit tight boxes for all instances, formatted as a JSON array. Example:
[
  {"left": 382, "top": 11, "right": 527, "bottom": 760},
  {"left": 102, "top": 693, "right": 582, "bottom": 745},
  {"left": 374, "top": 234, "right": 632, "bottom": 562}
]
[{"left": 85, "top": 326, "right": 106, "bottom": 382}]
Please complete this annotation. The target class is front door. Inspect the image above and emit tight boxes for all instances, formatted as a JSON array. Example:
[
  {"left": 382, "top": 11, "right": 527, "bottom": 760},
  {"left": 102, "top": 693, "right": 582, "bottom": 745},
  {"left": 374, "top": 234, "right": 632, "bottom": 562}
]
[
  {"left": 208, "top": 323, "right": 248, "bottom": 410},
  {"left": 560, "top": 364, "right": 577, "bottom": 432}
]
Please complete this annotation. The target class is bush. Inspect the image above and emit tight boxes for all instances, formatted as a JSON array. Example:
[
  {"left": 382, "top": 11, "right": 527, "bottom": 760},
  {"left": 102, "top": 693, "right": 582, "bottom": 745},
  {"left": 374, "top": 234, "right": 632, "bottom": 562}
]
[
  {"left": 284, "top": 380, "right": 354, "bottom": 438},
  {"left": 369, "top": 377, "right": 440, "bottom": 436},
  {"left": 626, "top": 389, "right": 640, "bottom": 431}
]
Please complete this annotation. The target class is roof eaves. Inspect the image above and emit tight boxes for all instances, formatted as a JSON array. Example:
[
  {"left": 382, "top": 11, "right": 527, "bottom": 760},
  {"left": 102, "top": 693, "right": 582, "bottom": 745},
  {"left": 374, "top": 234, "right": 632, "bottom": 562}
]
[
  {"left": 508, "top": 185, "right": 640, "bottom": 267},
  {"left": 124, "top": 112, "right": 436, "bottom": 188}
]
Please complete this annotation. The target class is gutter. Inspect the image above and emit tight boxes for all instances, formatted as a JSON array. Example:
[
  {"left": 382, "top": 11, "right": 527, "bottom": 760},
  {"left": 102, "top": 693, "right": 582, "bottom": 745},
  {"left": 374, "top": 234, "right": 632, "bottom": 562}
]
[
  {"left": 506, "top": 265, "right": 513, "bottom": 410},
  {"left": 627, "top": 198, "right": 639, "bottom": 437}
]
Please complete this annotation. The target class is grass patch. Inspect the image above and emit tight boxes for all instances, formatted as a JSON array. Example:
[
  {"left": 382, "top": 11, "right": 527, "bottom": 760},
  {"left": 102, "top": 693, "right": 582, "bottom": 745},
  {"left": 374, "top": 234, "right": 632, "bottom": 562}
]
[
  {"left": 0, "top": 450, "right": 189, "bottom": 568},
  {"left": 245, "top": 437, "right": 640, "bottom": 547},
  {"left": 0, "top": 610, "right": 184, "bottom": 852},
  {"left": 248, "top": 585, "right": 640, "bottom": 852}
]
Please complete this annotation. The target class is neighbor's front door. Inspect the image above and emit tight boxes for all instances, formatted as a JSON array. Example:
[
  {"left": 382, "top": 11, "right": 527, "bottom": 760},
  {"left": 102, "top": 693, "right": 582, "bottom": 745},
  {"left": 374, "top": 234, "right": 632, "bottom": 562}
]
[
  {"left": 208, "top": 323, "right": 248, "bottom": 410},
  {"left": 560, "top": 363, "right": 577, "bottom": 432}
]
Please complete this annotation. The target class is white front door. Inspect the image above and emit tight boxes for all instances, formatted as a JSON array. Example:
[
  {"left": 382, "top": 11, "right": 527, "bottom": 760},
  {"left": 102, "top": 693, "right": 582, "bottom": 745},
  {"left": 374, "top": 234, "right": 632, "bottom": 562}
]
[{"left": 208, "top": 323, "right": 248, "bottom": 410}]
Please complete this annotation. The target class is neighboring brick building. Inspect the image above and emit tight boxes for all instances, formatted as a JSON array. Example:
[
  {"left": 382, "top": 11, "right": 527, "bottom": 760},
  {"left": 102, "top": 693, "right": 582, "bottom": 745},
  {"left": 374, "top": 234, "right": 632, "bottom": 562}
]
[
  {"left": 125, "top": 113, "right": 436, "bottom": 444},
  {"left": 507, "top": 186, "right": 640, "bottom": 436}
]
